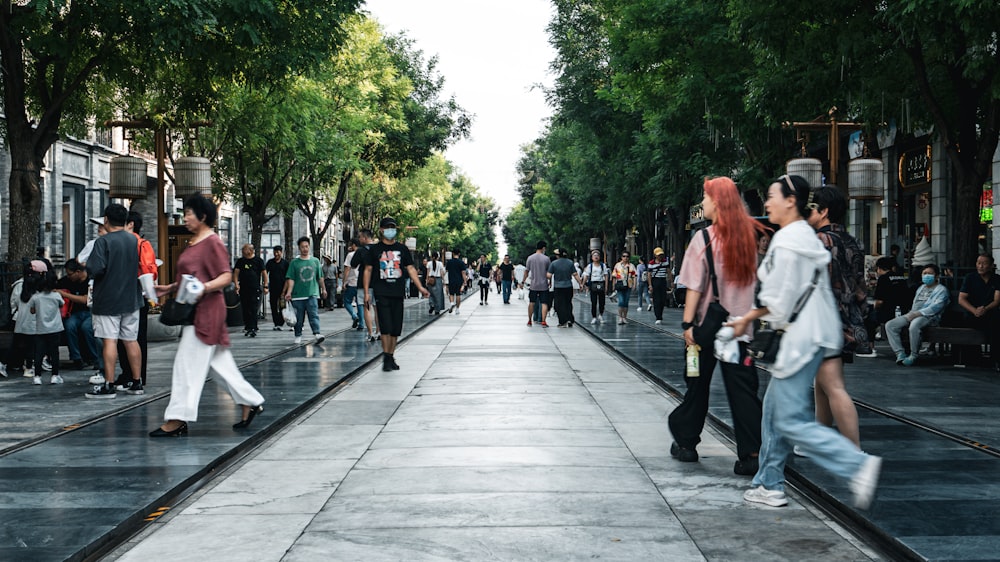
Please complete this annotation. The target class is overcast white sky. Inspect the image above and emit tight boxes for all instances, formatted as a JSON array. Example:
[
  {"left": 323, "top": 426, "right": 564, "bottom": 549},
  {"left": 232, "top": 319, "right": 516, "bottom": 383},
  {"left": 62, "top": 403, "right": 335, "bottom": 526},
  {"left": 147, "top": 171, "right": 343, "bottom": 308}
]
[{"left": 362, "top": 0, "right": 556, "bottom": 215}]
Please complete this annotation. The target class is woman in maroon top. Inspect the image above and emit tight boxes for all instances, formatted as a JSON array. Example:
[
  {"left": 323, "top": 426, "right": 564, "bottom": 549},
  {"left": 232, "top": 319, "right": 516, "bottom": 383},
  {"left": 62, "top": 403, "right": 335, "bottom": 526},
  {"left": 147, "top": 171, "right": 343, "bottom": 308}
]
[{"left": 150, "top": 193, "right": 265, "bottom": 437}]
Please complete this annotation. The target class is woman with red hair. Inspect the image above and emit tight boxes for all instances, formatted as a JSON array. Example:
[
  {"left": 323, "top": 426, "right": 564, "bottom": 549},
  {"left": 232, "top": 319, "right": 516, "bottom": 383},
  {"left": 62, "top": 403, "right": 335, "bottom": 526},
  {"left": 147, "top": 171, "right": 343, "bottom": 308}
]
[{"left": 669, "top": 176, "right": 767, "bottom": 476}]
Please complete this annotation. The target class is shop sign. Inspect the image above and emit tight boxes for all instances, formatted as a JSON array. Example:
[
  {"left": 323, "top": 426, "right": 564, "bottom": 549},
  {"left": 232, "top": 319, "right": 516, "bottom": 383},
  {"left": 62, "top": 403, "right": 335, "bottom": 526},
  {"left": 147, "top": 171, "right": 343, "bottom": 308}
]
[
  {"left": 982, "top": 183, "right": 993, "bottom": 224},
  {"left": 898, "top": 145, "right": 932, "bottom": 189}
]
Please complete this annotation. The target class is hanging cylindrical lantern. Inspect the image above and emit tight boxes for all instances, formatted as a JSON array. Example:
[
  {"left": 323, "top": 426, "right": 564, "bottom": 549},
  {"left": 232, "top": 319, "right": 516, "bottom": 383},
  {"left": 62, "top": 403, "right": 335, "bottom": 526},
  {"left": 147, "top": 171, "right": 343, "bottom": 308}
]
[
  {"left": 785, "top": 157, "right": 823, "bottom": 188},
  {"left": 847, "top": 157, "right": 884, "bottom": 200},
  {"left": 173, "top": 156, "right": 211, "bottom": 197},
  {"left": 109, "top": 155, "right": 148, "bottom": 199}
]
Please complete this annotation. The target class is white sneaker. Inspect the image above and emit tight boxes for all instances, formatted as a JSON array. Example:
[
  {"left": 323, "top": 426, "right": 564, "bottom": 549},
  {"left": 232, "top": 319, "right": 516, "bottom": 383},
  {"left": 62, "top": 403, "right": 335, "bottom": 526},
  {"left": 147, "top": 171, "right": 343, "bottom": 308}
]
[
  {"left": 597, "top": 315, "right": 603, "bottom": 323},
  {"left": 294, "top": 336, "right": 302, "bottom": 345},
  {"left": 41, "top": 358, "right": 52, "bottom": 372},
  {"left": 743, "top": 486, "right": 788, "bottom": 507},
  {"left": 855, "top": 351, "right": 878, "bottom": 358},
  {"left": 455, "top": 309, "right": 460, "bottom": 315},
  {"left": 32, "top": 375, "right": 42, "bottom": 385},
  {"left": 23, "top": 367, "right": 35, "bottom": 378},
  {"left": 591, "top": 318, "right": 598, "bottom": 324},
  {"left": 89, "top": 373, "right": 105, "bottom": 385},
  {"left": 792, "top": 445, "right": 807, "bottom": 457},
  {"left": 50, "top": 375, "right": 64, "bottom": 385},
  {"left": 647, "top": 304, "right": 652, "bottom": 311},
  {"left": 655, "top": 320, "right": 662, "bottom": 325},
  {"left": 849, "top": 455, "right": 882, "bottom": 509},
  {"left": 0, "top": 363, "right": 7, "bottom": 378},
  {"left": 637, "top": 306, "right": 642, "bottom": 312}
]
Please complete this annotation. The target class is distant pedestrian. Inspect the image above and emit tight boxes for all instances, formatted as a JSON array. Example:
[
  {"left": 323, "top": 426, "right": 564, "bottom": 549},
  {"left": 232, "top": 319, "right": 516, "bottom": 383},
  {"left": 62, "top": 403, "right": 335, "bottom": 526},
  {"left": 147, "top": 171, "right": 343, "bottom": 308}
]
[
  {"left": 149, "top": 193, "right": 265, "bottom": 437},
  {"left": 477, "top": 254, "right": 492, "bottom": 305},
  {"left": 731, "top": 174, "right": 881, "bottom": 510},
  {"left": 351, "top": 229, "right": 379, "bottom": 341},
  {"left": 611, "top": 251, "right": 636, "bottom": 324},
  {"left": 322, "top": 255, "right": 339, "bottom": 310},
  {"left": 85, "top": 203, "right": 143, "bottom": 399},
  {"left": 523, "top": 240, "right": 551, "bottom": 327},
  {"left": 636, "top": 258, "right": 650, "bottom": 312},
  {"left": 362, "top": 217, "right": 429, "bottom": 371},
  {"left": 498, "top": 255, "right": 515, "bottom": 304},
  {"left": 264, "top": 246, "right": 289, "bottom": 330},
  {"left": 445, "top": 249, "right": 468, "bottom": 314},
  {"left": 234, "top": 243, "right": 264, "bottom": 337},
  {"left": 647, "top": 247, "right": 671, "bottom": 324},
  {"left": 514, "top": 262, "right": 526, "bottom": 300},
  {"left": 283, "top": 236, "right": 327, "bottom": 345},
  {"left": 548, "top": 248, "right": 583, "bottom": 327},
  {"left": 425, "top": 251, "right": 446, "bottom": 314},
  {"left": 583, "top": 250, "right": 610, "bottom": 323},
  {"left": 342, "top": 239, "right": 364, "bottom": 328}
]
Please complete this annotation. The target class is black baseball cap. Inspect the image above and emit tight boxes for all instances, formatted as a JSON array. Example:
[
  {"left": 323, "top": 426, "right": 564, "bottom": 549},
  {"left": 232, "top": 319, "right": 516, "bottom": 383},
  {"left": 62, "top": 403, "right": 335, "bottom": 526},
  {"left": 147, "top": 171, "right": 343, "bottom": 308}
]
[{"left": 379, "top": 217, "right": 397, "bottom": 228}]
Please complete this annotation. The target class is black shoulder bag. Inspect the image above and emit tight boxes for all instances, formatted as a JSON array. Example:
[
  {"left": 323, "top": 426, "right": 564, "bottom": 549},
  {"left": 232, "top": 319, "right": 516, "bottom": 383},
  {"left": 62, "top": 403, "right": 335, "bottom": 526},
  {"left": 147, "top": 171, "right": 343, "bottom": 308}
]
[
  {"left": 747, "top": 268, "right": 822, "bottom": 364},
  {"left": 692, "top": 229, "right": 729, "bottom": 348}
]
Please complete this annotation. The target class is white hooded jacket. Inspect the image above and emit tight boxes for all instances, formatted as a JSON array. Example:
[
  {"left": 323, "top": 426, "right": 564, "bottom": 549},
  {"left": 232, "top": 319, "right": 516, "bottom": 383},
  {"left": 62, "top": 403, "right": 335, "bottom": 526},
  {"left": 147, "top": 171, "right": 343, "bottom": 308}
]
[{"left": 757, "top": 219, "right": 843, "bottom": 378}]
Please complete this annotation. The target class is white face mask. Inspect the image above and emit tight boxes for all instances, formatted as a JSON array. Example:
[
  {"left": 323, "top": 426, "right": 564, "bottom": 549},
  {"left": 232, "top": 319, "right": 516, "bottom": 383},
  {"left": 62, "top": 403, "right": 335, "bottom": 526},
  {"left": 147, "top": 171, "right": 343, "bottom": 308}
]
[{"left": 383, "top": 228, "right": 397, "bottom": 240}]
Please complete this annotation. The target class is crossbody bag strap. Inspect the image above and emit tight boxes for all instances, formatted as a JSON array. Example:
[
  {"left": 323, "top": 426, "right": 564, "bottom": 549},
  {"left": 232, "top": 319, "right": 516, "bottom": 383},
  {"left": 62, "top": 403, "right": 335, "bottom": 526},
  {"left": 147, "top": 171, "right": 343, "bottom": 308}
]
[
  {"left": 702, "top": 228, "right": 722, "bottom": 302},
  {"left": 786, "top": 268, "right": 822, "bottom": 324}
]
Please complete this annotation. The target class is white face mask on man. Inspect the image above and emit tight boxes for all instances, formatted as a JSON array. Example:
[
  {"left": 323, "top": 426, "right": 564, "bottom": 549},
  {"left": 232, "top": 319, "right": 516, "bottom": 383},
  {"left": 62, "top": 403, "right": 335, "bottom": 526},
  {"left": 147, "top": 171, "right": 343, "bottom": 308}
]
[{"left": 383, "top": 228, "right": 397, "bottom": 240}]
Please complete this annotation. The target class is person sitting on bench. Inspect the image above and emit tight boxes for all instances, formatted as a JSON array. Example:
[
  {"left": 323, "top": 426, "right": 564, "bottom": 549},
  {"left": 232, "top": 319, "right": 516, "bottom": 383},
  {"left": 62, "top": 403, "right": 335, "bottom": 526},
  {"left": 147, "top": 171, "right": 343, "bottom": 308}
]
[
  {"left": 886, "top": 264, "right": 950, "bottom": 366},
  {"left": 957, "top": 254, "right": 1000, "bottom": 371}
]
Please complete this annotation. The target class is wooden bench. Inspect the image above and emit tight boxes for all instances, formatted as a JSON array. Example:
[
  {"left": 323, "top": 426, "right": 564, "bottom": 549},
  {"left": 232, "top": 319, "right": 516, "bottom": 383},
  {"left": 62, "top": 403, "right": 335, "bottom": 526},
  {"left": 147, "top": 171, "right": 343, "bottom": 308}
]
[{"left": 922, "top": 294, "right": 991, "bottom": 366}]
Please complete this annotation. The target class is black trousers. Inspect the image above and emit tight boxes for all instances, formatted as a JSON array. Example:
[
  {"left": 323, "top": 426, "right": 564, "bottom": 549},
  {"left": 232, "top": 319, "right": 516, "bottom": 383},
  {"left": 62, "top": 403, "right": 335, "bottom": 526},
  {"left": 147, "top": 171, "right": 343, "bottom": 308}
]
[
  {"left": 668, "top": 344, "right": 763, "bottom": 460},
  {"left": 651, "top": 278, "right": 669, "bottom": 320},
  {"left": 554, "top": 287, "right": 575, "bottom": 326},
  {"left": 117, "top": 304, "right": 148, "bottom": 384},
  {"left": 34, "top": 333, "right": 60, "bottom": 376},
  {"left": 241, "top": 287, "right": 260, "bottom": 331},
  {"left": 590, "top": 288, "right": 606, "bottom": 317},
  {"left": 268, "top": 288, "right": 284, "bottom": 327}
]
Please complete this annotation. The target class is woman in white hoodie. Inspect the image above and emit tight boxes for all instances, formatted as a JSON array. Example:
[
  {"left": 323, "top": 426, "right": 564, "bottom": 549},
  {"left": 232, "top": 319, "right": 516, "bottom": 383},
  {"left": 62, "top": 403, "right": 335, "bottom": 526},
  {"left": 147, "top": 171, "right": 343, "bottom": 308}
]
[{"left": 730, "top": 175, "right": 882, "bottom": 510}]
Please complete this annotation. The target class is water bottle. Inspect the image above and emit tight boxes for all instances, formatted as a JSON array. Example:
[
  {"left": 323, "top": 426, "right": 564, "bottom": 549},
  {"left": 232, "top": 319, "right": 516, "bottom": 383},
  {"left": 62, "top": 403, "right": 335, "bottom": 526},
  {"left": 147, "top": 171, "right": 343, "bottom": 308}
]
[{"left": 686, "top": 345, "right": 700, "bottom": 377}]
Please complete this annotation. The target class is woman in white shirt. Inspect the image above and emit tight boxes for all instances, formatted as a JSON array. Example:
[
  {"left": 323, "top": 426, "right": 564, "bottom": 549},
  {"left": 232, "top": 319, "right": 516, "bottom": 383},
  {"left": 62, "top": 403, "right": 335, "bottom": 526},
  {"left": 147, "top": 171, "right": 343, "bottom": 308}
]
[
  {"left": 425, "top": 252, "right": 445, "bottom": 315},
  {"left": 730, "top": 175, "right": 881, "bottom": 510}
]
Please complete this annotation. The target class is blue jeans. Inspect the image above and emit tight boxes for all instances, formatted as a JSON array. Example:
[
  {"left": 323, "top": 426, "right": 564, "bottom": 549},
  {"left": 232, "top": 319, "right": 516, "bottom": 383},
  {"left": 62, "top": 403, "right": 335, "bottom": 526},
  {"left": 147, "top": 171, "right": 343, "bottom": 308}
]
[
  {"left": 343, "top": 285, "right": 360, "bottom": 322},
  {"left": 752, "top": 350, "right": 868, "bottom": 492},
  {"left": 638, "top": 283, "right": 649, "bottom": 308},
  {"left": 616, "top": 287, "right": 631, "bottom": 308},
  {"left": 290, "top": 297, "right": 321, "bottom": 337},
  {"left": 501, "top": 280, "right": 512, "bottom": 303},
  {"left": 64, "top": 310, "right": 103, "bottom": 368}
]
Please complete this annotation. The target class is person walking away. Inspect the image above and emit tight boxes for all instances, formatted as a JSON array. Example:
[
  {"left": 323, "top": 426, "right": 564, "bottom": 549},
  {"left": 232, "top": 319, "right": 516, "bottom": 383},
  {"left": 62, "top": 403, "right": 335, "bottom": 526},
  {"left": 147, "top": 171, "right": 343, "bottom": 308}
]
[
  {"left": 322, "top": 255, "right": 339, "bottom": 310},
  {"left": 445, "top": 249, "right": 468, "bottom": 314},
  {"left": 283, "top": 236, "right": 327, "bottom": 345},
  {"left": 648, "top": 247, "right": 671, "bottom": 324},
  {"left": 149, "top": 193, "right": 265, "bottom": 437},
  {"left": 477, "top": 254, "right": 492, "bottom": 305},
  {"left": 362, "top": 217, "right": 430, "bottom": 371},
  {"left": 730, "top": 174, "right": 881, "bottom": 509},
  {"left": 56, "top": 259, "right": 103, "bottom": 372},
  {"left": 885, "top": 264, "right": 949, "bottom": 366},
  {"left": 264, "top": 246, "right": 289, "bottom": 330},
  {"left": 583, "top": 250, "right": 609, "bottom": 323},
  {"left": 636, "top": 258, "right": 649, "bottom": 312},
  {"left": 612, "top": 252, "right": 637, "bottom": 324},
  {"left": 498, "top": 255, "right": 515, "bottom": 304},
  {"left": 85, "top": 204, "right": 143, "bottom": 399},
  {"left": 957, "top": 254, "right": 1000, "bottom": 372},
  {"left": 548, "top": 248, "right": 583, "bottom": 327},
  {"left": 115, "top": 211, "right": 157, "bottom": 387},
  {"left": 425, "top": 252, "right": 446, "bottom": 314},
  {"left": 342, "top": 239, "right": 363, "bottom": 328},
  {"left": 807, "top": 186, "right": 868, "bottom": 449},
  {"left": 523, "top": 241, "right": 551, "bottom": 327},
  {"left": 514, "top": 262, "right": 527, "bottom": 300},
  {"left": 669, "top": 176, "right": 765, "bottom": 476},
  {"left": 234, "top": 243, "right": 264, "bottom": 338}
]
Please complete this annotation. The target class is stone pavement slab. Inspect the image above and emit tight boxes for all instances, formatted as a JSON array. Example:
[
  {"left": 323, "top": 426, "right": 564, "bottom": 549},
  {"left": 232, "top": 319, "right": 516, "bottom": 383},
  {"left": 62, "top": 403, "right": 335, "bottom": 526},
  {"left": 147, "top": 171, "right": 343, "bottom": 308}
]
[{"left": 107, "top": 295, "right": 878, "bottom": 561}]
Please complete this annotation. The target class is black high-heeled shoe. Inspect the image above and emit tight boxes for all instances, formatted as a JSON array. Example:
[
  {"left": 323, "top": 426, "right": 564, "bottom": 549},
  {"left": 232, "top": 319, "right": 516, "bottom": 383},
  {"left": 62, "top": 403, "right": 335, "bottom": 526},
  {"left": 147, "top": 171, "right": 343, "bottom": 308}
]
[
  {"left": 233, "top": 404, "right": 264, "bottom": 429},
  {"left": 149, "top": 422, "right": 188, "bottom": 437}
]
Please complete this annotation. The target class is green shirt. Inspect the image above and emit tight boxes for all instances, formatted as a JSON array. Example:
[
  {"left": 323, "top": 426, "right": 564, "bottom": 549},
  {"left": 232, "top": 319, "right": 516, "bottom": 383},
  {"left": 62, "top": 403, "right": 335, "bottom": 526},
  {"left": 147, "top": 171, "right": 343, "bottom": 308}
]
[{"left": 285, "top": 256, "right": 322, "bottom": 299}]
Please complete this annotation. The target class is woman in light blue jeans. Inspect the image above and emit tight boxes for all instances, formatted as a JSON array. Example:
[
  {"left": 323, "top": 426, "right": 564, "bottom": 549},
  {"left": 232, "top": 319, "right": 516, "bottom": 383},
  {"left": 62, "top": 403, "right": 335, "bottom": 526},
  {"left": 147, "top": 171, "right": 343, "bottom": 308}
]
[{"left": 731, "top": 174, "right": 881, "bottom": 510}]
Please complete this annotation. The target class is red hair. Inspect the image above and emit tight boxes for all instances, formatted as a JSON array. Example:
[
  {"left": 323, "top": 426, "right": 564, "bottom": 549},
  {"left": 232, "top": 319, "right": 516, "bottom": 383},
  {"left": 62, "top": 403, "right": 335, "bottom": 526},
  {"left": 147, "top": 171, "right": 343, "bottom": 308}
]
[{"left": 703, "top": 177, "right": 768, "bottom": 286}]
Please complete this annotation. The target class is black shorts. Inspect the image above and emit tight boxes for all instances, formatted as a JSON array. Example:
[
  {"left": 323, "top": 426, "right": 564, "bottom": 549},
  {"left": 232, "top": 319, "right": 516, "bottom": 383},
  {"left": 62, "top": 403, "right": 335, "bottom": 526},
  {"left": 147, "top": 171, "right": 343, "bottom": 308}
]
[
  {"left": 448, "top": 282, "right": 463, "bottom": 294},
  {"left": 375, "top": 296, "right": 404, "bottom": 337},
  {"left": 529, "top": 290, "right": 551, "bottom": 305}
]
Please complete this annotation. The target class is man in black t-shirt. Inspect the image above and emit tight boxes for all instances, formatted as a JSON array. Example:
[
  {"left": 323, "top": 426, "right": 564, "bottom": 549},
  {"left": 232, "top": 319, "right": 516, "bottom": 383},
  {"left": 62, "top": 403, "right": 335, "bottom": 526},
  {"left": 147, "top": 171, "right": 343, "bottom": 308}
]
[
  {"left": 958, "top": 254, "right": 1000, "bottom": 369},
  {"left": 445, "top": 249, "right": 468, "bottom": 313},
  {"left": 499, "top": 255, "right": 515, "bottom": 304},
  {"left": 56, "top": 259, "right": 102, "bottom": 371},
  {"left": 363, "top": 218, "right": 429, "bottom": 371},
  {"left": 264, "top": 246, "right": 289, "bottom": 330},
  {"left": 234, "top": 243, "right": 265, "bottom": 336}
]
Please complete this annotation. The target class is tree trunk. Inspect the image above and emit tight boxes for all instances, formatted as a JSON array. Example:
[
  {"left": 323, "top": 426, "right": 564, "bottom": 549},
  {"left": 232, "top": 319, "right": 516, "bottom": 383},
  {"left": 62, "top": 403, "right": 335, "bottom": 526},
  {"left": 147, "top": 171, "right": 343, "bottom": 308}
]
[{"left": 6, "top": 151, "right": 43, "bottom": 262}]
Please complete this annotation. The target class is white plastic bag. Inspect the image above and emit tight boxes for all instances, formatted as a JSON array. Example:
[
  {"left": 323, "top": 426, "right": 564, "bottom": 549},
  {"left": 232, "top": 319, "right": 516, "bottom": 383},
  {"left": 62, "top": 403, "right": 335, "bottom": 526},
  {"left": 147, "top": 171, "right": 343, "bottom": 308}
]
[{"left": 282, "top": 302, "right": 298, "bottom": 326}]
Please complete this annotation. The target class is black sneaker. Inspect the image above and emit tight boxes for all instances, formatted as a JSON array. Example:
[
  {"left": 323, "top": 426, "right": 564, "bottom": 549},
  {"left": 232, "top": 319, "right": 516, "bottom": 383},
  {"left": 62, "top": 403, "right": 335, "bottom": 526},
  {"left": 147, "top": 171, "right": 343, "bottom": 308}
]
[
  {"left": 669, "top": 442, "right": 698, "bottom": 462},
  {"left": 86, "top": 383, "right": 117, "bottom": 399},
  {"left": 120, "top": 380, "right": 144, "bottom": 395},
  {"left": 72, "top": 359, "right": 86, "bottom": 370},
  {"left": 734, "top": 457, "right": 759, "bottom": 476},
  {"left": 273, "top": 326, "right": 282, "bottom": 331},
  {"left": 389, "top": 355, "right": 400, "bottom": 370},
  {"left": 382, "top": 355, "right": 394, "bottom": 372},
  {"left": 351, "top": 318, "right": 359, "bottom": 329}
]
